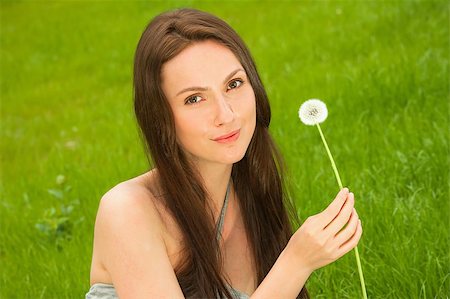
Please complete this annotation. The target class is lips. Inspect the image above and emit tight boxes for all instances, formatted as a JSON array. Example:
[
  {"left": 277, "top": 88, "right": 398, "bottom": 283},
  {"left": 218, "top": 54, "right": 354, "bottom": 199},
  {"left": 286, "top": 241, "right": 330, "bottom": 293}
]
[{"left": 213, "top": 129, "right": 240, "bottom": 141}]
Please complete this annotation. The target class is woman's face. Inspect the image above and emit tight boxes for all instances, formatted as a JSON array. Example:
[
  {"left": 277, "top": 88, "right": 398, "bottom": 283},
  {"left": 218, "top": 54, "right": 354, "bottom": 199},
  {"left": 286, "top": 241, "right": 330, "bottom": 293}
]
[{"left": 161, "top": 40, "right": 256, "bottom": 168}]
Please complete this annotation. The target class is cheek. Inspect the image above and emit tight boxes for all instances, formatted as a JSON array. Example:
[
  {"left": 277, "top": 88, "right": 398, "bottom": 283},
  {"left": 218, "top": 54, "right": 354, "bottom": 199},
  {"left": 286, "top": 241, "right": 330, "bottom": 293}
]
[
  {"left": 173, "top": 111, "right": 208, "bottom": 144},
  {"left": 240, "top": 90, "right": 257, "bottom": 127},
  {"left": 249, "top": 101, "right": 257, "bottom": 136}
]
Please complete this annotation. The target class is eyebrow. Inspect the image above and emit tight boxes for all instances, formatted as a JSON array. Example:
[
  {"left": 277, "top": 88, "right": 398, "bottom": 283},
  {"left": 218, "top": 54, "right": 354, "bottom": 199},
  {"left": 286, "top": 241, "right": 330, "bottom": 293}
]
[{"left": 175, "top": 68, "right": 245, "bottom": 97}]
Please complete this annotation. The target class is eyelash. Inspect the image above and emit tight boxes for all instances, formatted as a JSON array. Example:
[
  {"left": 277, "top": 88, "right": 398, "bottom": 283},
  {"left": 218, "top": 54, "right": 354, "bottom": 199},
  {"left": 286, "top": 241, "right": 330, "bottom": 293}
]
[{"left": 184, "top": 78, "right": 245, "bottom": 105}]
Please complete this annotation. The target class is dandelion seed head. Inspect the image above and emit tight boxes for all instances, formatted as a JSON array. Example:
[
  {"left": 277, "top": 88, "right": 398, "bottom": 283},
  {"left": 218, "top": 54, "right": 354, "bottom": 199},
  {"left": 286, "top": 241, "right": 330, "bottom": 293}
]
[{"left": 298, "top": 99, "right": 328, "bottom": 125}]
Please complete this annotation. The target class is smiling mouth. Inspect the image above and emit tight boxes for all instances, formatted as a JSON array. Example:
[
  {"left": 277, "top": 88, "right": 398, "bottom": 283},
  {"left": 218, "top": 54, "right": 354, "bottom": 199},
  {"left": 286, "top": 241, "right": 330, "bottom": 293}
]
[{"left": 213, "top": 129, "right": 240, "bottom": 143}]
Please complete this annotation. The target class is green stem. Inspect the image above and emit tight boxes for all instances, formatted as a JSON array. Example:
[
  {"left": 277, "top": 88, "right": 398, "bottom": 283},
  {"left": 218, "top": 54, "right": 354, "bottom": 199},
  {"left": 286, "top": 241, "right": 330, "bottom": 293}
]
[
  {"left": 354, "top": 245, "right": 368, "bottom": 298},
  {"left": 316, "top": 124, "right": 343, "bottom": 189},
  {"left": 316, "top": 123, "right": 368, "bottom": 299}
]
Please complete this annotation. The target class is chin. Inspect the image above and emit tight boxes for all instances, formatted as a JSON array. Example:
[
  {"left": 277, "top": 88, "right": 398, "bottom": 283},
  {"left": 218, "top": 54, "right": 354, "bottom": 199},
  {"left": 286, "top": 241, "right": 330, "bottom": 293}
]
[{"left": 219, "top": 149, "right": 247, "bottom": 164}]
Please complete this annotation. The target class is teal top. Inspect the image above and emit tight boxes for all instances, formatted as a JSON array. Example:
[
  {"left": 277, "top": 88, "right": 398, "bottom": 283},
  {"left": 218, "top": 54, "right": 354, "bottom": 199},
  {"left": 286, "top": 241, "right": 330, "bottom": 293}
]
[{"left": 86, "top": 180, "right": 250, "bottom": 299}]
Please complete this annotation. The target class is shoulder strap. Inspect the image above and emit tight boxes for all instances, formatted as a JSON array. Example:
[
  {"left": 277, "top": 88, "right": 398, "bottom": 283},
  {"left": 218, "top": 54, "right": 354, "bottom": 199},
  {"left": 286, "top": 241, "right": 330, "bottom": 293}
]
[{"left": 216, "top": 179, "right": 231, "bottom": 241}]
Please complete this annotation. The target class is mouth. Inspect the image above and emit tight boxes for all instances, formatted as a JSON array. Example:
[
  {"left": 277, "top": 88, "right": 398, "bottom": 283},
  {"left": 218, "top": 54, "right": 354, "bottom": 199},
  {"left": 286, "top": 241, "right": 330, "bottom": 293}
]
[{"left": 213, "top": 129, "right": 241, "bottom": 143}]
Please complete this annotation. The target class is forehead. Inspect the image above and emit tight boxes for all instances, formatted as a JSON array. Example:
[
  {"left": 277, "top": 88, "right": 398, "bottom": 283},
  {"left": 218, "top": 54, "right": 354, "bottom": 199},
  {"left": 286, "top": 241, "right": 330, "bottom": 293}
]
[{"left": 161, "top": 40, "right": 243, "bottom": 97}]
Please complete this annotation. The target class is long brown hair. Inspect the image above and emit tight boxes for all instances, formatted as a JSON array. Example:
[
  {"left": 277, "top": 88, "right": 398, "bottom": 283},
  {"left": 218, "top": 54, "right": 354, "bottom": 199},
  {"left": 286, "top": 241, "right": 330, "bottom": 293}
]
[{"left": 133, "top": 8, "right": 309, "bottom": 299}]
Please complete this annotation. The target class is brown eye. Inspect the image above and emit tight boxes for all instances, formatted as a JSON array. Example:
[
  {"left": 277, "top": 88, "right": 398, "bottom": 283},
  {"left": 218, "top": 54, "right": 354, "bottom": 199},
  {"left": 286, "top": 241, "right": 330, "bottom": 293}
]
[
  {"left": 227, "top": 79, "right": 243, "bottom": 90},
  {"left": 185, "top": 95, "right": 203, "bottom": 105}
]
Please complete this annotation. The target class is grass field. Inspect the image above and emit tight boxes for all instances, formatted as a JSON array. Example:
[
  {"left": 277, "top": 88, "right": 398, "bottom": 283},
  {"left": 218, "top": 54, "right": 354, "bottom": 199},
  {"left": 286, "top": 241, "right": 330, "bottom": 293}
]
[{"left": 1, "top": 1, "right": 449, "bottom": 298}]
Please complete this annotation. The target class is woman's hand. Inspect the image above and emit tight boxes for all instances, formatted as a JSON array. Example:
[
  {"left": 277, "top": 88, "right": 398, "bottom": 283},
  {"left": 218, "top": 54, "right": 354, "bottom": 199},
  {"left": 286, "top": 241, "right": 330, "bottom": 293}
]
[{"left": 287, "top": 188, "right": 363, "bottom": 273}]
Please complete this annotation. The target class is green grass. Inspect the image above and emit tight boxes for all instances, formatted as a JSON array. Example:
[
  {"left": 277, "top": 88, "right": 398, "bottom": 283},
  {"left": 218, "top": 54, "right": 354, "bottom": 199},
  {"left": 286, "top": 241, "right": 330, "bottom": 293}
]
[{"left": 1, "top": 1, "right": 448, "bottom": 298}]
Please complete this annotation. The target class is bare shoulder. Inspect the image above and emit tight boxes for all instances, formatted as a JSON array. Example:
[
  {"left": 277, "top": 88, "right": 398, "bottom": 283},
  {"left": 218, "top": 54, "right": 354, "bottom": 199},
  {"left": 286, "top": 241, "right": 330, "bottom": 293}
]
[
  {"left": 98, "top": 177, "right": 162, "bottom": 222},
  {"left": 94, "top": 172, "right": 166, "bottom": 250},
  {"left": 92, "top": 175, "right": 165, "bottom": 266},
  {"left": 90, "top": 172, "right": 184, "bottom": 297}
]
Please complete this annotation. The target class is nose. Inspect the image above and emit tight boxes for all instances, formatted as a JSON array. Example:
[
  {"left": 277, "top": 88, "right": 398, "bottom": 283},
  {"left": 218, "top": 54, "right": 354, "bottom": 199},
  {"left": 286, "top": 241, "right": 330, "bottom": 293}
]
[{"left": 214, "top": 93, "right": 234, "bottom": 126}]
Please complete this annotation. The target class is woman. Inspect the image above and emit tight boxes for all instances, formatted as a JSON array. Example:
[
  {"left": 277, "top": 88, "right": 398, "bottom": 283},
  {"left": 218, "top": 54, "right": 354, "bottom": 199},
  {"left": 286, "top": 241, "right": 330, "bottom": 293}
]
[{"left": 86, "top": 8, "right": 362, "bottom": 299}]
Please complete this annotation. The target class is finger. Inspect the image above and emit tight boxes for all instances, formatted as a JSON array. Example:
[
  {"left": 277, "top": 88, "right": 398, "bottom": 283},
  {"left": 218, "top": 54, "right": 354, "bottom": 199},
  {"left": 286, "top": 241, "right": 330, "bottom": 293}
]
[
  {"left": 319, "top": 187, "right": 350, "bottom": 227},
  {"left": 334, "top": 208, "right": 359, "bottom": 246},
  {"left": 336, "top": 220, "right": 362, "bottom": 258},
  {"left": 323, "top": 192, "right": 354, "bottom": 235}
]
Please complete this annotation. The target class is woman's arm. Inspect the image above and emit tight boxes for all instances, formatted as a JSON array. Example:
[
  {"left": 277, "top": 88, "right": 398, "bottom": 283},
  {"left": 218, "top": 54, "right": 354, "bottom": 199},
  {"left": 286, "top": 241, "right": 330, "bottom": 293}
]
[
  {"left": 92, "top": 183, "right": 185, "bottom": 299},
  {"left": 250, "top": 247, "right": 312, "bottom": 299},
  {"left": 251, "top": 188, "right": 363, "bottom": 299}
]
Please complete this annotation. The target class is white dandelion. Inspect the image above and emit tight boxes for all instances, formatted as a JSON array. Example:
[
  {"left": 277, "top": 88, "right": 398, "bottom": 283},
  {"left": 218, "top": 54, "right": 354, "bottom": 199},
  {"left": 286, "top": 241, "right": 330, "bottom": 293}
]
[
  {"left": 298, "top": 99, "right": 328, "bottom": 125},
  {"left": 298, "top": 98, "right": 368, "bottom": 299},
  {"left": 298, "top": 98, "right": 341, "bottom": 186}
]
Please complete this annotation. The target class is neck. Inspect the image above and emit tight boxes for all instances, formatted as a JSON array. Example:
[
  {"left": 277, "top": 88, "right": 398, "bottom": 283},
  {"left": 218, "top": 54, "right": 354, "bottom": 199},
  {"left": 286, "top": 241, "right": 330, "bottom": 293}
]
[{"left": 194, "top": 160, "right": 233, "bottom": 219}]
